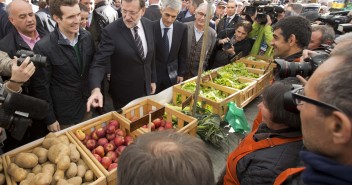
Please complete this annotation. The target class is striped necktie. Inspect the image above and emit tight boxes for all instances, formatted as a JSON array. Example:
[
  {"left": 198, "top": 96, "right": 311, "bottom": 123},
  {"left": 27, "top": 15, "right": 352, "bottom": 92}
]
[
  {"left": 133, "top": 26, "right": 144, "bottom": 59},
  {"left": 162, "top": 28, "right": 170, "bottom": 60}
]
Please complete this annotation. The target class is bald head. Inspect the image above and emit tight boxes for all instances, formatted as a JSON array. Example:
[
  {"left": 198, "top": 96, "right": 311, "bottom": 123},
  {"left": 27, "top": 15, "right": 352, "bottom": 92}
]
[
  {"left": 7, "top": 0, "right": 32, "bottom": 16},
  {"left": 7, "top": 0, "right": 36, "bottom": 37}
]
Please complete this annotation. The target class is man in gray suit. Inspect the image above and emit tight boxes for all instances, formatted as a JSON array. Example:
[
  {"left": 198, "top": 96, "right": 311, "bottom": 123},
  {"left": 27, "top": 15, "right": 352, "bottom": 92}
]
[
  {"left": 87, "top": 0, "right": 156, "bottom": 110},
  {"left": 185, "top": 2, "right": 216, "bottom": 80},
  {"left": 143, "top": 0, "right": 161, "bottom": 21}
]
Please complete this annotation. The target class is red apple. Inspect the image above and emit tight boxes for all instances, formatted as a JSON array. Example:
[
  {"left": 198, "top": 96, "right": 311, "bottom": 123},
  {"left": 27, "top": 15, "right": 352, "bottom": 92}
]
[
  {"left": 153, "top": 118, "right": 161, "bottom": 128},
  {"left": 98, "top": 138, "right": 109, "bottom": 146},
  {"left": 150, "top": 122, "right": 155, "bottom": 131},
  {"left": 101, "top": 157, "right": 112, "bottom": 170},
  {"left": 158, "top": 126, "right": 165, "bottom": 131},
  {"left": 91, "top": 130, "right": 99, "bottom": 140},
  {"left": 114, "top": 136, "right": 125, "bottom": 147},
  {"left": 96, "top": 128, "right": 106, "bottom": 138},
  {"left": 106, "top": 133, "right": 116, "bottom": 141},
  {"left": 108, "top": 163, "right": 118, "bottom": 171},
  {"left": 106, "top": 151, "right": 117, "bottom": 161},
  {"left": 142, "top": 125, "right": 147, "bottom": 128},
  {"left": 93, "top": 154, "right": 102, "bottom": 163},
  {"left": 124, "top": 135, "right": 134, "bottom": 146},
  {"left": 83, "top": 135, "right": 91, "bottom": 145},
  {"left": 109, "top": 120, "right": 119, "bottom": 128},
  {"left": 106, "top": 124, "right": 116, "bottom": 134},
  {"left": 160, "top": 120, "right": 166, "bottom": 127},
  {"left": 109, "top": 140, "right": 117, "bottom": 148},
  {"left": 94, "top": 146, "right": 105, "bottom": 157},
  {"left": 86, "top": 139, "right": 97, "bottom": 150},
  {"left": 115, "top": 129, "right": 125, "bottom": 137},
  {"left": 116, "top": 145, "right": 126, "bottom": 156},
  {"left": 165, "top": 121, "right": 173, "bottom": 129},
  {"left": 104, "top": 143, "right": 115, "bottom": 153},
  {"left": 75, "top": 130, "right": 86, "bottom": 141},
  {"left": 114, "top": 158, "right": 119, "bottom": 163}
]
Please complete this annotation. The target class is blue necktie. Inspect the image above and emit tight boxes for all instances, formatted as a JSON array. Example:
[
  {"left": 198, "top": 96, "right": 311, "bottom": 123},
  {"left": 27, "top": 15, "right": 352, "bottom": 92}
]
[
  {"left": 133, "top": 26, "right": 144, "bottom": 59},
  {"left": 163, "top": 28, "right": 170, "bottom": 60}
]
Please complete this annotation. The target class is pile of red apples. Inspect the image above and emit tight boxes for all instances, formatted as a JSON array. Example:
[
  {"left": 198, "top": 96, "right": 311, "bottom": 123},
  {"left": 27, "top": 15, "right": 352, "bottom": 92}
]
[{"left": 74, "top": 120, "right": 134, "bottom": 171}]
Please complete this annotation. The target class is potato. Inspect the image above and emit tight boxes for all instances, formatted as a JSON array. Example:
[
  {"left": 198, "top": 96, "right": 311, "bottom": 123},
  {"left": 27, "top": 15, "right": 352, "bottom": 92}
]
[
  {"left": 14, "top": 153, "right": 39, "bottom": 169},
  {"left": 67, "top": 177, "right": 82, "bottom": 185},
  {"left": 58, "top": 135, "right": 70, "bottom": 145},
  {"left": 0, "top": 173, "right": 5, "bottom": 185},
  {"left": 53, "top": 170, "right": 65, "bottom": 182},
  {"left": 76, "top": 165, "right": 86, "bottom": 178},
  {"left": 84, "top": 170, "right": 93, "bottom": 182},
  {"left": 48, "top": 143, "right": 70, "bottom": 164},
  {"left": 76, "top": 159, "right": 88, "bottom": 170},
  {"left": 57, "top": 179, "right": 74, "bottom": 185},
  {"left": 56, "top": 156, "right": 70, "bottom": 171},
  {"left": 66, "top": 163, "right": 77, "bottom": 179},
  {"left": 29, "top": 173, "right": 52, "bottom": 185},
  {"left": 42, "top": 163, "right": 55, "bottom": 176},
  {"left": 69, "top": 144, "right": 80, "bottom": 163},
  {"left": 26, "top": 173, "right": 35, "bottom": 181},
  {"left": 42, "top": 137, "right": 62, "bottom": 150},
  {"left": 8, "top": 163, "right": 28, "bottom": 182},
  {"left": 32, "top": 147, "right": 48, "bottom": 164},
  {"left": 32, "top": 165, "right": 42, "bottom": 174},
  {"left": 0, "top": 158, "right": 3, "bottom": 172},
  {"left": 19, "top": 180, "right": 30, "bottom": 185}
]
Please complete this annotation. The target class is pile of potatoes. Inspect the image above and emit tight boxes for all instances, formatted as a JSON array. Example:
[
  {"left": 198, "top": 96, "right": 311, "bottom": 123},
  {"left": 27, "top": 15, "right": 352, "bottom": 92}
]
[{"left": 7, "top": 133, "right": 95, "bottom": 185}]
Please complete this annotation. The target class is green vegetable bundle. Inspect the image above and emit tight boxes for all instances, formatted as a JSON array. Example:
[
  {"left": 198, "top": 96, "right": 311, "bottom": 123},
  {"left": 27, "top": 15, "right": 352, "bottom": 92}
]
[{"left": 180, "top": 82, "right": 228, "bottom": 102}]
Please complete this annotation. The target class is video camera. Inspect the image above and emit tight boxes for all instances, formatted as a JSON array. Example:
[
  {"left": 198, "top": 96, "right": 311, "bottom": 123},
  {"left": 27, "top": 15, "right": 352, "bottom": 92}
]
[
  {"left": 317, "top": 11, "right": 352, "bottom": 32},
  {"left": 16, "top": 50, "right": 47, "bottom": 67},
  {"left": 243, "top": 4, "right": 285, "bottom": 25},
  {"left": 274, "top": 45, "right": 332, "bottom": 79},
  {"left": 0, "top": 84, "right": 49, "bottom": 141}
]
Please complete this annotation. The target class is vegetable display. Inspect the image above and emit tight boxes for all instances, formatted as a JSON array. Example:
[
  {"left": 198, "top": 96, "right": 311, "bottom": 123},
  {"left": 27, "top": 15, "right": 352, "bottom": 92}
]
[
  {"left": 180, "top": 82, "right": 228, "bottom": 102},
  {"left": 217, "top": 62, "right": 259, "bottom": 78}
]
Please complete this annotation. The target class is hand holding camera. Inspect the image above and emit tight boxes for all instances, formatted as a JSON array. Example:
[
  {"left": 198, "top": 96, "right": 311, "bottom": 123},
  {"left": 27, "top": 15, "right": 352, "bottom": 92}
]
[{"left": 11, "top": 57, "right": 35, "bottom": 84}]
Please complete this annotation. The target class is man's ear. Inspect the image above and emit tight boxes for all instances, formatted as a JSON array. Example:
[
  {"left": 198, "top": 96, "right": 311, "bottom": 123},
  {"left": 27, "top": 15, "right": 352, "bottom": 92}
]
[
  {"left": 140, "top": 7, "right": 146, "bottom": 16},
  {"left": 329, "top": 111, "right": 351, "bottom": 145},
  {"left": 52, "top": 14, "right": 60, "bottom": 23},
  {"left": 288, "top": 34, "right": 297, "bottom": 47}
]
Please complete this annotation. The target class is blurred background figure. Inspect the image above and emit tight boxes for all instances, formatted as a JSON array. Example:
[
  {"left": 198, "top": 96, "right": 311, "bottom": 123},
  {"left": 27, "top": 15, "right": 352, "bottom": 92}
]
[
  {"left": 79, "top": 3, "right": 89, "bottom": 29},
  {"left": 212, "top": 0, "right": 226, "bottom": 29},
  {"left": 143, "top": 0, "right": 161, "bottom": 21}
]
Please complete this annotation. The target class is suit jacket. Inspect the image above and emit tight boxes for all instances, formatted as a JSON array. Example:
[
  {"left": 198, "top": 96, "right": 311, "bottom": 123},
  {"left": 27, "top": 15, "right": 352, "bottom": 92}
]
[
  {"left": 177, "top": 10, "right": 195, "bottom": 23},
  {"left": 144, "top": 5, "right": 161, "bottom": 21},
  {"left": 186, "top": 22, "right": 216, "bottom": 75},
  {"left": 36, "top": 7, "right": 56, "bottom": 37},
  {"left": 153, "top": 20, "right": 188, "bottom": 86},
  {"left": 216, "top": 14, "right": 242, "bottom": 34},
  {"left": 89, "top": 18, "right": 156, "bottom": 109},
  {"left": 0, "top": 3, "right": 14, "bottom": 40},
  {"left": 30, "top": 27, "right": 95, "bottom": 125}
]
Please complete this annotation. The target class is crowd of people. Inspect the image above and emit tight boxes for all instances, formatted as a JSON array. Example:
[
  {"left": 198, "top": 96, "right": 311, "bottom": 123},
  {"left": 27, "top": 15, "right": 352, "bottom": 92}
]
[{"left": 0, "top": 0, "right": 352, "bottom": 184}]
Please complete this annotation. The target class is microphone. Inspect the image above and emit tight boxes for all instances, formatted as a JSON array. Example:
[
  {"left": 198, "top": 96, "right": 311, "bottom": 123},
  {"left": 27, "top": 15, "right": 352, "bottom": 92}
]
[{"left": 1, "top": 92, "right": 49, "bottom": 120}]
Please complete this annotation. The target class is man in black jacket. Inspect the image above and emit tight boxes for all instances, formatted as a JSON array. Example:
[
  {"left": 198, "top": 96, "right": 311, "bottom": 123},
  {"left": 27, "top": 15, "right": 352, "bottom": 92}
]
[
  {"left": 36, "top": 0, "right": 56, "bottom": 36},
  {"left": 30, "top": 0, "right": 95, "bottom": 132},
  {"left": 143, "top": 0, "right": 161, "bottom": 21},
  {"left": 154, "top": 0, "right": 187, "bottom": 93},
  {"left": 216, "top": 0, "right": 242, "bottom": 34},
  {"left": 0, "top": 0, "right": 13, "bottom": 40}
]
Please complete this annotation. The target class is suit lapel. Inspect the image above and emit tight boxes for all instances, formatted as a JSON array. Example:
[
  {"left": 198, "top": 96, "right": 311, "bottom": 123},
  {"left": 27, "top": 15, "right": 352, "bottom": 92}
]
[
  {"left": 141, "top": 18, "right": 152, "bottom": 61},
  {"left": 119, "top": 21, "right": 144, "bottom": 62}
]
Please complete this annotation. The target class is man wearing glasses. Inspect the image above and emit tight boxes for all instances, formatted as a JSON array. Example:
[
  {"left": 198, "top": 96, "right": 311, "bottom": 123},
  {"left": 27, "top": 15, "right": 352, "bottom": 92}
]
[
  {"left": 87, "top": 0, "right": 156, "bottom": 111},
  {"left": 276, "top": 40, "right": 352, "bottom": 184}
]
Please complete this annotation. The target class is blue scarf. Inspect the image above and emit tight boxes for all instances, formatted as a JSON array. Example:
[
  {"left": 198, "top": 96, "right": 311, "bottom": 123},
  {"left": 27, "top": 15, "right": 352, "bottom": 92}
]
[{"left": 300, "top": 150, "right": 352, "bottom": 185}]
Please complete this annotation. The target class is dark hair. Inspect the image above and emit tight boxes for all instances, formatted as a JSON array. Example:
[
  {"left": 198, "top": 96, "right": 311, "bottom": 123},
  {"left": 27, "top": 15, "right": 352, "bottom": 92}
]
[
  {"left": 118, "top": 131, "right": 215, "bottom": 185},
  {"left": 262, "top": 82, "right": 301, "bottom": 129},
  {"left": 234, "top": 21, "right": 252, "bottom": 34},
  {"left": 50, "top": 0, "right": 78, "bottom": 19},
  {"left": 121, "top": 0, "right": 145, "bottom": 8},
  {"left": 316, "top": 41, "right": 352, "bottom": 118},
  {"left": 273, "top": 16, "right": 312, "bottom": 49},
  {"left": 79, "top": 3, "right": 89, "bottom": 12}
]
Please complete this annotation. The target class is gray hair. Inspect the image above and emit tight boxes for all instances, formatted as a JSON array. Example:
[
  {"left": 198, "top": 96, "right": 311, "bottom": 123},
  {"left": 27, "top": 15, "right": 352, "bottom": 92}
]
[
  {"left": 316, "top": 40, "right": 352, "bottom": 118},
  {"left": 195, "top": 2, "right": 214, "bottom": 16},
  {"left": 6, "top": 0, "right": 32, "bottom": 17},
  {"left": 161, "top": 0, "right": 182, "bottom": 12},
  {"left": 311, "top": 25, "right": 335, "bottom": 45}
]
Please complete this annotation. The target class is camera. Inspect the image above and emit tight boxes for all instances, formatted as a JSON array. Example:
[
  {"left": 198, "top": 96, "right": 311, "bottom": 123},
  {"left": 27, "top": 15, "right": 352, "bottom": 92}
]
[
  {"left": 274, "top": 45, "right": 332, "bottom": 79},
  {"left": 256, "top": 13, "right": 267, "bottom": 25},
  {"left": 223, "top": 42, "right": 232, "bottom": 50},
  {"left": 243, "top": 5, "right": 284, "bottom": 25},
  {"left": 0, "top": 84, "right": 49, "bottom": 140},
  {"left": 16, "top": 50, "right": 47, "bottom": 67},
  {"left": 317, "top": 11, "right": 352, "bottom": 32}
]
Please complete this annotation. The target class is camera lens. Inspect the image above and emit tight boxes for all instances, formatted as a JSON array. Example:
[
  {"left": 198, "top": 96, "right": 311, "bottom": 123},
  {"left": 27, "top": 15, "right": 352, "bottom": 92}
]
[
  {"left": 223, "top": 42, "right": 232, "bottom": 50},
  {"left": 274, "top": 59, "right": 313, "bottom": 79}
]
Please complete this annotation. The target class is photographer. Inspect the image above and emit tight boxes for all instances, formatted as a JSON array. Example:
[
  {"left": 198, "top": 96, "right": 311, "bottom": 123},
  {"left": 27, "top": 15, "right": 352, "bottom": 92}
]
[
  {"left": 248, "top": 14, "right": 274, "bottom": 57},
  {"left": 208, "top": 21, "right": 253, "bottom": 69}
]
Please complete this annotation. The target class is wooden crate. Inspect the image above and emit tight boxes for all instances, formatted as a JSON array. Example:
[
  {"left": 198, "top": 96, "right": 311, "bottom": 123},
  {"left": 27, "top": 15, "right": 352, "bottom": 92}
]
[
  {"left": 173, "top": 81, "right": 241, "bottom": 116},
  {"left": 121, "top": 99, "right": 198, "bottom": 136},
  {"left": 2, "top": 132, "right": 106, "bottom": 185},
  {"left": 68, "top": 111, "right": 144, "bottom": 185}
]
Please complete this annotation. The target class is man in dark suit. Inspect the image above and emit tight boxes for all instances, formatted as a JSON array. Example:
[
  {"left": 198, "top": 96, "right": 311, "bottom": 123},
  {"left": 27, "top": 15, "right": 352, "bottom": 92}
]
[
  {"left": 154, "top": 0, "right": 187, "bottom": 93},
  {"left": 36, "top": 0, "right": 56, "bottom": 36},
  {"left": 0, "top": 0, "right": 14, "bottom": 40},
  {"left": 216, "top": 0, "right": 242, "bottom": 34},
  {"left": 87, "top": 0, "right": 156, "bottom": 111},
  {"left": 143, "top": 0, "right": 161, "bottom": 21}
]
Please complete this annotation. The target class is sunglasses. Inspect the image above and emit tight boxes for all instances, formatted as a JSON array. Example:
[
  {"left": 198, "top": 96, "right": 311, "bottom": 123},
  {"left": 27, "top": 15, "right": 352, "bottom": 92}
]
[{"left": 291, "top": 87, "right": 343, "bottom": 112}]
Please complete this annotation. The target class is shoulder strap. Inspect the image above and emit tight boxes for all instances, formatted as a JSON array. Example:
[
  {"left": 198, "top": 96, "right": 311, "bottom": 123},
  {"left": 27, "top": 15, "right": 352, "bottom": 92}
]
[{"left": 273, "top": 167, "right": 305, "bottom": 185}]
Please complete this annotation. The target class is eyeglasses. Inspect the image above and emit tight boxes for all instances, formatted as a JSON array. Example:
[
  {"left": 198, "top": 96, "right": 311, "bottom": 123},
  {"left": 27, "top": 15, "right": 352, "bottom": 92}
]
[
  {"left": 291, "top": 87, "right": 343, "bottom": 112},
  {"left": 121, "top": 9, "right": 141, "bottom": 16},
  {"left": 196, "top": 12, "right": 207, "bottom": 17}
]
